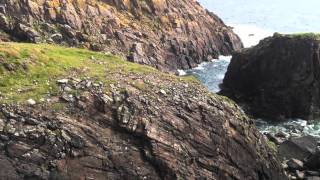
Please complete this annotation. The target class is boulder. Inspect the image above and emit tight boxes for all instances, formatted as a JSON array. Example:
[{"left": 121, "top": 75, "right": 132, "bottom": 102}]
[
  {"left": 287, "top": 158, "right": 304, "bottom": 170},
  {"left": 15, "top": 24, "right": 41, "bottom": 43},
  {"left": 221, "top": 33, "right": 320, "bottom": 120},
  {"left": 305, "top": 149, "right": 320, "bottom": 170},
  {"left": 278, "top": 136, "right": 320, "bottom": 160},
  {"left": 0, "top": 14, "right": 9, "bottom": 31}
]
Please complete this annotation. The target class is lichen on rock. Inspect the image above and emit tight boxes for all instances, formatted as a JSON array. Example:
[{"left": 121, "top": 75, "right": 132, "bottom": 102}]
[{"left": 0, "top": 0, "right": 243, "bottom": 71}]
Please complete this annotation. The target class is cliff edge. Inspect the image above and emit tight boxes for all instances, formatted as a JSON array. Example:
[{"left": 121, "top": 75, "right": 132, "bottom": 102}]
[
  {"left": 0, "top": 0, "right": 242, "bottom": 71},
  {"left": 0, "top": 42, "right": 285, "bottom": 179}
]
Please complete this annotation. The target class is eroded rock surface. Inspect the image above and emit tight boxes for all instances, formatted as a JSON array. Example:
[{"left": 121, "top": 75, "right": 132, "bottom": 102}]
[
  {"left": 0, "top": 0, "right": 242, "bottom": 71},
  {"left": 0, "top": 74, "right": 285, "bottom": 179},
  {"left": 221, "top": 33, "right": 320, "bottom": 120}
]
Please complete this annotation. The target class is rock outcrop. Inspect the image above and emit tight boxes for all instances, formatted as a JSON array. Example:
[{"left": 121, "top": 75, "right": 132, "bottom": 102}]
[
  {"left": 273, "top": 135, "right": 320, "bottom": 180},
  {"left": 221, "top": 33, "right": 320, "bottom": 120},
  {"left": 0, "top": 43, "right": 285, "bottom": 180},
  {"left": 0, "top": 0, "right": 242, "bottom": 71}
]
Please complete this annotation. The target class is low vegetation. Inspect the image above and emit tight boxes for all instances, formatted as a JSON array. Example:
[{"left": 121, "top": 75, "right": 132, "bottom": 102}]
[
  {"left": 0, "top": 42, "right": 199, "bottom": 104},
  {"left": 274, "top": 32, "right": 320, "bottom": 40}
]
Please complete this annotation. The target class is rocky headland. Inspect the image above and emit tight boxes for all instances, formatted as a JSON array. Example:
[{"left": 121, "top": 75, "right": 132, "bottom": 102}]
[
  {"left": 221, "top": 33, "right": 320, "bottom": 180},
  {"left": 222, "top": 33, "right": 320, "bottom": 121},
  {"left": 0, "top": 0, "right": 242, "bottom": 71}
]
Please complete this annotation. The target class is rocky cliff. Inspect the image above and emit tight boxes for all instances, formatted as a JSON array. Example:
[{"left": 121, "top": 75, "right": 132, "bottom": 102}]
[
  {"left": 0, "top": 43, "right": 285, "bottom": 179},
  {"left": 221, "top": 33, "right": 320, "bottom": 120},
  {"left": 0, "top": 0, "right": 243, "bottom": 71}
]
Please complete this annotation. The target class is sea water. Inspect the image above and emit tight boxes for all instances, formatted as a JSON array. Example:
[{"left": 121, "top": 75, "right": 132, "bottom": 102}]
[{"left": 182, "top": 0, "right": 320, "bottom": 137}]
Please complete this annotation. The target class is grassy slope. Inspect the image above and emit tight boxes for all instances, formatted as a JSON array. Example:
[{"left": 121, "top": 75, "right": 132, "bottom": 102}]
[
  {"left": 274, "top": 32, "right": 320, "bottom": 40},
  {"left": 0, "top": 42, "right": 197, "bottom": 104}
]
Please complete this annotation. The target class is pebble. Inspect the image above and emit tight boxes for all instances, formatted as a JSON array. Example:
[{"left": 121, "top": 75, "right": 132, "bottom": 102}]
[
  {"left": 296, "top": 170, "right": 305, "bottom": 179},
  {"left": 64, "top": 86, "right": 72, "bottom": 92},
  {"left": 27, "top": 99, "right": 36, "bottom": 105},
  {"left": 160, "top": 89, "right": 166, "bottom": 95},
  {"left": 287, "top": 158, "right": 304, "bottom": 170},
  {"left": 57, "top": 79, "right": 69, "bottom": 84},
  {"left": 282, "top": 162, "right": 289, "bottom": 169}
]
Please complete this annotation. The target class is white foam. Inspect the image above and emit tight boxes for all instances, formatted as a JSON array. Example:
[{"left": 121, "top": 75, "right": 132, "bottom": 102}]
[
  {"left": 256, "top": 119, "right": 320, "bottom": 137},
  {"left": 193, "top": 62, "right": 209, "bottom": 70},
  {"left": 218, "top": 55, "right": 232, "bottom": 62},
  {"left": 231, "top": 24, "right": 273, "bottom": 47},
  {"left": 177, "top": 69, "right": 187, "bottom": 76}
]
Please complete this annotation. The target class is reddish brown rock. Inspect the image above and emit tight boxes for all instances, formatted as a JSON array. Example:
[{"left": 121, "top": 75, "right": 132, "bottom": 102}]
[
  {"left": 0, "top": 0, "right": 242, "bottom": 71},
  {"left": 0, "top": 71, "right": 286, "bottom": 179}
]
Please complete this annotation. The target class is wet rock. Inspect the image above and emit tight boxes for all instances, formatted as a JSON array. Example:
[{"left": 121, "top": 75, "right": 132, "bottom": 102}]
[
  {"left": 276, "top": 132, "right": 288, "bottom": 139},
  {"left": 287, "top": 158, "right": 304, "bottom": 170},
  {"left": 222, "top": 33, "right": 320, "bottom": 120},
  {"left": 305, "top": 150, "right": 320, "bottom": 170},
  {"left": 279, "top": 136, "right": 320, "bottom": 160},
  {"left": 266, "top": 132, "right": 284, "bottom": 145}
]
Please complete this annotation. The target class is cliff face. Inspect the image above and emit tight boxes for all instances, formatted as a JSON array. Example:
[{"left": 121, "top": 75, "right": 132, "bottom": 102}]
[
  {"left": 0, "top": 0, "right": 243, "bottom": 71},
  {"left": 0, "top": 43, "right": 285, "bottom": 180},
  {"left": 221, "top": 33, "right": 320, "bottom": 120}
]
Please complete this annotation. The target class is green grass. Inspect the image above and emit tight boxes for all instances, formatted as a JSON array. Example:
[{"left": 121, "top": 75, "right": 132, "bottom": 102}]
[
  {"left": 0, "top": 42, "right": 200, "bottom": 104},
  {"left": 274, "top": 32, "right": 320, "bottom": 40},
  {"left": 0, "top": 42, "right": 160, "bottom": 103}
]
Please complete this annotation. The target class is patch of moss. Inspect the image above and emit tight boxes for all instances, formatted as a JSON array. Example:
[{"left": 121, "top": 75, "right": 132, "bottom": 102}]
[
  {"left": 178, "top": 74, "right": 200, "bottom": 84},
  {"left": 274, "top": 32, "right": 320, "bottom": 40},
  {"left": 266, "top": 140, "right": 277, "bottom": 153},
  {"left": 51, "top": 102, "right": 66, "bottom": 111}
]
